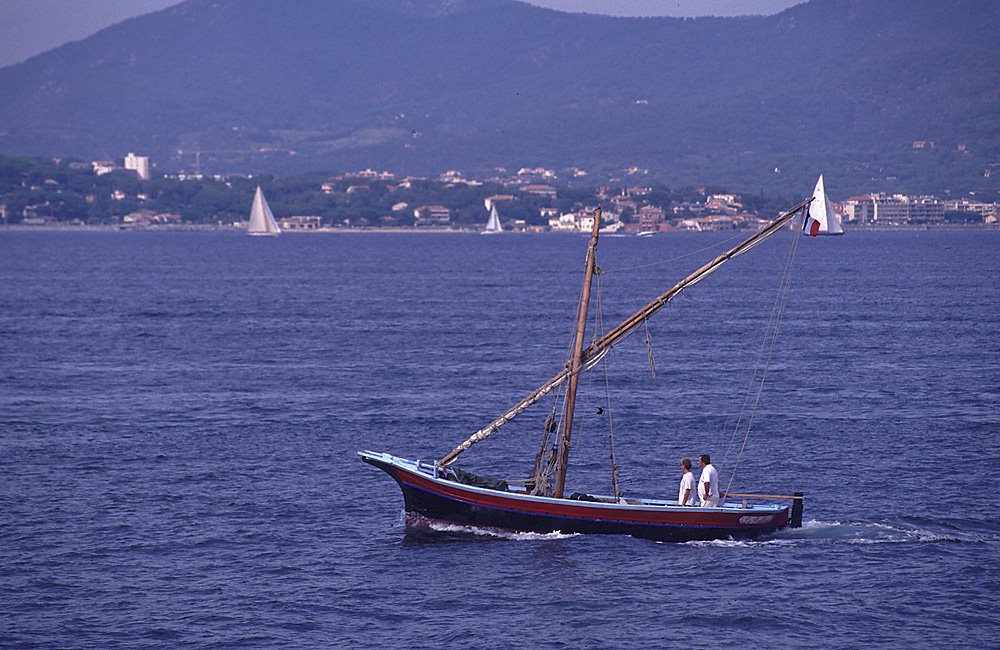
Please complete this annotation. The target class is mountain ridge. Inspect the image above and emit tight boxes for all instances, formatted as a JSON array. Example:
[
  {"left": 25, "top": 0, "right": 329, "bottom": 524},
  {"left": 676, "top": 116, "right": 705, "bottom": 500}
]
[{"left": 0, "top": 0, "right": 997, "bottom": 195}]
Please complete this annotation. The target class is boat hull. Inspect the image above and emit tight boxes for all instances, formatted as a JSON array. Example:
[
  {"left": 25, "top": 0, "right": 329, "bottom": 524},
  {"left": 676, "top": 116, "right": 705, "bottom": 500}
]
[{"left": 361, "top": 451, "right": 791, "bottom": 542}]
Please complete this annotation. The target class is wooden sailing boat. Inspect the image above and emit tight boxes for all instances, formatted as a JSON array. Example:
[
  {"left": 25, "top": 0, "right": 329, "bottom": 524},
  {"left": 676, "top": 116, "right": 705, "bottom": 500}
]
[
  {"left": 361, "top": 199, "right": 813, "bottom": 541},
  {"left": 247, "top": 186, "right": 281, "bottom": 236}
]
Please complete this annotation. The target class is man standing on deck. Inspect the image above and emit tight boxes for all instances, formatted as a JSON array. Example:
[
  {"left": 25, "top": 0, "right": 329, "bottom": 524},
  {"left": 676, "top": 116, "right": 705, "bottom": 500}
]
[
  {"left": 678, "top": 458, "right": 696, "bottom": 506},
  {"left": 698, "top": 454, "right": 719, "bottom": 507}
]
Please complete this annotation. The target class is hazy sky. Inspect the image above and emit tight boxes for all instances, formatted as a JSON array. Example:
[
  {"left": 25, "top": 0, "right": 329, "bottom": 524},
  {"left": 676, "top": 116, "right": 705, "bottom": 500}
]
[{"left": 0, "top": 0, "right": 803, "bottom": 68}]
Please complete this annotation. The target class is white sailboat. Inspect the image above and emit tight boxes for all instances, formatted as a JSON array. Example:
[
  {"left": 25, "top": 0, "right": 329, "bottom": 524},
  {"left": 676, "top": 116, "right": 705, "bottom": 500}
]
[
  {"left": 248, "top": 186, "right": 281, "bottom": 236},
  {"left": 482, "top": 203, "right": 503, "bottom": 235},
  {"left": 802, "top": 174, "right": 843, "bottom": 236}
]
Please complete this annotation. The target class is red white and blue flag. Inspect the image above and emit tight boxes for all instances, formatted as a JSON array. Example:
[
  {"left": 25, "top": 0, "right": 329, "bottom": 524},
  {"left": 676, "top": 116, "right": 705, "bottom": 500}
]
[{"left": 802, "top": 210, "right": 822, "bottom": 237}]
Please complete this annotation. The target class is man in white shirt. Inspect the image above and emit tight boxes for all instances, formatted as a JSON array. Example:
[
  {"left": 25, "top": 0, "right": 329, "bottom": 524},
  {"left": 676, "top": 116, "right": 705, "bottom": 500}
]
[
  {"left": 678, "top": 457, "right": 696, "bottom": 506},
  {"left": 698, "top": 453, "right": 719, "bottom": 507}
]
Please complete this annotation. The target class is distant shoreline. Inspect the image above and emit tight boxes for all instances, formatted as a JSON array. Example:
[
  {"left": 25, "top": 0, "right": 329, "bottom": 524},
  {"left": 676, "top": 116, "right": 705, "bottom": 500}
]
[
  {"left": 842, "top": 223, "right": 1000, "bottom": 232},
  {"left": 1, "top": 223, "right": 997, "bottom": 234},
  {"left": 0, "top": 225, "right": 475, "bottom": 234}
]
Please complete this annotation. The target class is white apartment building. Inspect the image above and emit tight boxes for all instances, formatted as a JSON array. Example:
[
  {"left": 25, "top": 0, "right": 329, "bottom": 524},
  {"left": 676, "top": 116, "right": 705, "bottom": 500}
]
[
  {"left": 845, "top": 194, "right": 944, "bottom": 224},
  {"left": 124, "top": 153, "right": 151, "bottom": 180}
]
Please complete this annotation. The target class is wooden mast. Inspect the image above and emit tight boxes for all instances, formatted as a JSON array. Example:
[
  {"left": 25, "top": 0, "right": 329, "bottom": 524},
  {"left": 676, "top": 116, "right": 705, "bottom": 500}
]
[{"left": 554, "top": 208, "right": 602, "bottom": 498}]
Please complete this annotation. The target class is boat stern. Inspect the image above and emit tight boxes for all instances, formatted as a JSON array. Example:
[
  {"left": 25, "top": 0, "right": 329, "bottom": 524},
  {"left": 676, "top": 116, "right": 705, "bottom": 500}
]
[{"left": 790, "top": 492, "right": 805, "bottom": 528}]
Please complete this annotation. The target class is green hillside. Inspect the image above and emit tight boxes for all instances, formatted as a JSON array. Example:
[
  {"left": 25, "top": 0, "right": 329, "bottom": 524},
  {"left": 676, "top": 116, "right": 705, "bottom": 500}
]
[{"left": 0, "top": 0, "right": 997, "bottom": 196}]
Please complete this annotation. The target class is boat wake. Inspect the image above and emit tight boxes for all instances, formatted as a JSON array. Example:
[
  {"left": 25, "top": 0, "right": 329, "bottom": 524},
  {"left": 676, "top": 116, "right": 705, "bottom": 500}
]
[
  {"left": 404, "top": 512, "right": 987, "bottom": 546},
  {"left": 681, "top": 518, "right": 983, "bottom": 548},
  {"left": 792, "top": 519, "right": 977, "bottom": 544},
  {"left": 403, "top": 513, "right": 579, "bottom": 541}
]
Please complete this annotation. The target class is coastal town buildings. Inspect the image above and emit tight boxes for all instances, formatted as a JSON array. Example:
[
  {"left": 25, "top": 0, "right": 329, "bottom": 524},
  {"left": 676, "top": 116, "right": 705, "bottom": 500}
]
[
  {"left": 123, "top": 153, "right": 151, "bottom": 180},
  {"left": 610, "top": 196, "right": 638, "bottom": 214},
  {"left": 3, "top": 156, "right": 998, "bottom": 230},
  {"left": 414, "top": 204, "right": 451, "bottom": 227},
  {"left": 548, "top": 213, "right": 578, "bottom": 231},
  {"left": 279, "top": 216, "right": 322, "bottom": 230},
  {"left": 122, "top": 210, "right": 181, "bottom": 226},
  {"left": 521, "top": 184, "right": 558, "bottom": 199},
  {"left": 843, "top": 194, "right": 945, "bottom": 224},
  {"left": 484, "top": 194, "right": 516, "bottom": 211},
  {"left": 517, "top": 167, "right": 557, "bottom": 180},
  {"left": 547, "top": 208, "right": 624, "bottom": 233},
  {"left": 705, "top": 194, "right": 740, "bottom": 213},
  {"left": 92, "top": 160, "right": 116, "bottom": 176},
  {"left": 637, "top": 205, "right": 665, "bottom": 231},
  {"left": 842, "top": 196, "right": 874, "bottom": 224},
  {"left": 943, "top": 199, "right": 997, "bottom": 219},
  {"left": 337, "top": 169, "right": 395, "bottom": 181},
  {"left": 678, "top": 215, "right": 744, "bottom": 231}
]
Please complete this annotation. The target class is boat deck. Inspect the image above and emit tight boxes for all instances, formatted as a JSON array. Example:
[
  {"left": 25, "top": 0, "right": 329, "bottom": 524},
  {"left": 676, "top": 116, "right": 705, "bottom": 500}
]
[{"left": 360, "top": 450, "right": 786, "bottom": 515}]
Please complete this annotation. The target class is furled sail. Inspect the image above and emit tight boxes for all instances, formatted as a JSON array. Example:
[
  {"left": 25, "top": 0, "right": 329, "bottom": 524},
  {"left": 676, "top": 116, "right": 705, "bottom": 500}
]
[
  {"left": 248, "top": 186, "right": 281, "bottom": 236},
  {"left": 802, "top": 175, "right": 843, "bottom": 236}
]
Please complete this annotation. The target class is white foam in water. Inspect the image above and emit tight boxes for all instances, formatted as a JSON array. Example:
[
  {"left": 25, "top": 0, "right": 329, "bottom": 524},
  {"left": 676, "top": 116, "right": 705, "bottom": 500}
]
[
  {"left": 782, "top": 519, "right": 969, "bottom": 544},
  {"left": 845, "top": 521, "right": 966, "bottom": 544},
  {"left": 405, "top": 514, "right": 970, "bottom": 544},
  {"left": 684, "top": 538, "right": 756, "bottom": 548},
  {"left": 677, "top": 518, "right": 972, "bottom": 547},
  {"left": 675, "top": 519, "right": 833, "bottom": 547},
  {"left": 682, "top": 535, "right": 800, "bottom": 548},
  {"left": 406, "top": 514, "right": 578, "bottom": 540}
]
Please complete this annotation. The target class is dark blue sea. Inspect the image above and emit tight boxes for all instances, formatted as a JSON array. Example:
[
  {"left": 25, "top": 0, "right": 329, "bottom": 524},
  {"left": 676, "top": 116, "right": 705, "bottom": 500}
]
[{"left": 2, "top": 229, "right": 998, "bottom": 649}]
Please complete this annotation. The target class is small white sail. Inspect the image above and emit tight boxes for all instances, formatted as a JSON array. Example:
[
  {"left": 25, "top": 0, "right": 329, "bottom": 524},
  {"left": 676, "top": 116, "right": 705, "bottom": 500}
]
[
  {"left": 802, "top": 175, "right": 843, "bottom": 236},
  {"left": 482, "top": 204, "right": 503, "bottom": 235},
  {"left": 248, "top": 186, "right": 281, "bottom": 236}
]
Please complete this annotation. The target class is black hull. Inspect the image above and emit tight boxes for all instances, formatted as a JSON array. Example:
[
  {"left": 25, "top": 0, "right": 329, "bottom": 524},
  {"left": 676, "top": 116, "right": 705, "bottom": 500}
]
[{"left": 399, "top": 481, "right": 783, "bottom": 542}]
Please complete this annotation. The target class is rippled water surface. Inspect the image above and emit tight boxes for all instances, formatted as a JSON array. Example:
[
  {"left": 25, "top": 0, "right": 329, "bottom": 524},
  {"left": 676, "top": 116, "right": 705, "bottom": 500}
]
[{"left": 2, "top": 230, "right": 998, "bottom": 648}]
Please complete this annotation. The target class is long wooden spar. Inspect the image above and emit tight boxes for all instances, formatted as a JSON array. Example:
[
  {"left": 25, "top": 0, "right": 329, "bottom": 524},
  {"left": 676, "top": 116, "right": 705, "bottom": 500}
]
[{"left": 438, "top": 198, "right": 812, "bottom": 467}]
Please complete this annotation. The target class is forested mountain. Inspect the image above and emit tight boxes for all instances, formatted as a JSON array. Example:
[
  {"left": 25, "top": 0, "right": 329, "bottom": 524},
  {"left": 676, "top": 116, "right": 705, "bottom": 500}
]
[{"left": 0, "top": 0, "right": 997, "bottom": 195}]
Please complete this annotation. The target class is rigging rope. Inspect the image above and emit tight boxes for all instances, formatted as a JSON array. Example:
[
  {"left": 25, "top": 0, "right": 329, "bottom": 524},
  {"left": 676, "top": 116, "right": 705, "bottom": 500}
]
[
  {"left": 643, "top": 318, "right": 657, "bottom": 378},
  {"left": 715, "top": 287, "right": 769, "bottom": 471},
  {"left": 722, "top": 233, "right": 801, "bottom": 467},
  {"left": 595, "top": 273, "right": 624, "bottom": 500},
  {"left": 601, "top": 231, "right": 748, "bottom": 275},
  {"left": 530, "top": 288, "right": 587, "bottom": 496},
  {"left": 715, "top": 231, "right": 800, "bottom": 469},
  {"left": 718, "top": 214, "right": 804, "bottom": 498}
]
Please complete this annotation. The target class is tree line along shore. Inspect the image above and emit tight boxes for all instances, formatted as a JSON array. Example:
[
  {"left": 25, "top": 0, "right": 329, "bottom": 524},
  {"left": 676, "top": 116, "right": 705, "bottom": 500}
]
[{"left": 2, "top": 155, "right": 996, "bottom": 231}]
